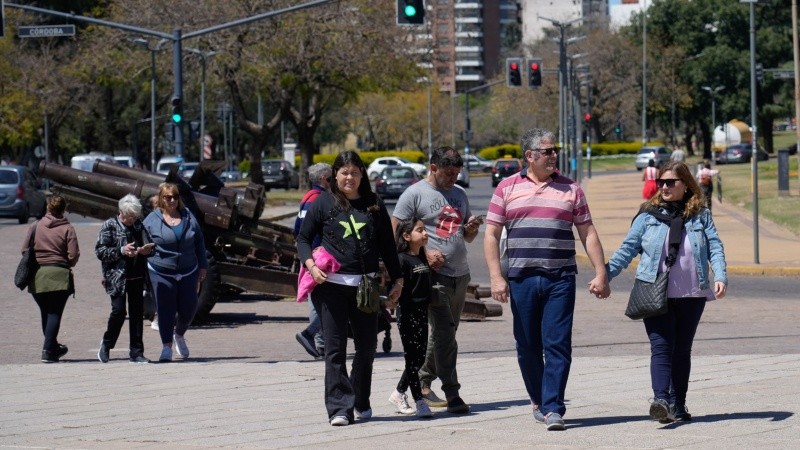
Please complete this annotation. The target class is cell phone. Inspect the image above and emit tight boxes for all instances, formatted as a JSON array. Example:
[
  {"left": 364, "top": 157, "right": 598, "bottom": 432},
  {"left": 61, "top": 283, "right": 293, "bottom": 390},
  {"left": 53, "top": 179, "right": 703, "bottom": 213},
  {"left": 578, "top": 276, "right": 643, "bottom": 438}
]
[
  {"left": 141, "top": 243, "right": 156, "bottom": 250},
  {"left": 470, "top": 215, "right": 486, "bottom": 223}
]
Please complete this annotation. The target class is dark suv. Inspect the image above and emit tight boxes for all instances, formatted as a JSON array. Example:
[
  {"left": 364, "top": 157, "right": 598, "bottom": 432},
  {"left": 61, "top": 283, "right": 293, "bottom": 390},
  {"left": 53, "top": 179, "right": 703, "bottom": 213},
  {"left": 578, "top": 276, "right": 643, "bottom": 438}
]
[
  {"left": 261, "top": 160, "right": 299, "bottom": 190},
  {"left": 491, "top": 158, "right": 523, "bottom": 187}
]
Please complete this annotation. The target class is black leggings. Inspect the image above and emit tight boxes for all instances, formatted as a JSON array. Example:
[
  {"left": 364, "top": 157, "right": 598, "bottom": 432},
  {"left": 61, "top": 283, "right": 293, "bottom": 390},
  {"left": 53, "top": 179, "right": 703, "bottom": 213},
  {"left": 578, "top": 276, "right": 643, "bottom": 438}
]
[
  {"left": 33, "top": 291, "right": 70, "bottom": 352},
  {"left": 395, "top": 301, "right": 429, "bottom": 402}
]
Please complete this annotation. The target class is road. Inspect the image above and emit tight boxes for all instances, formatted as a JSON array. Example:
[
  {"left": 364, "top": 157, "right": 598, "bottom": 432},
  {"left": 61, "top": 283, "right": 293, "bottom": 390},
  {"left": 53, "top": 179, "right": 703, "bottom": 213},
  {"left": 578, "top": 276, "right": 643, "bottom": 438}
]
[{"left": 1, "top": 173, "right": 797, "bottom": 365}]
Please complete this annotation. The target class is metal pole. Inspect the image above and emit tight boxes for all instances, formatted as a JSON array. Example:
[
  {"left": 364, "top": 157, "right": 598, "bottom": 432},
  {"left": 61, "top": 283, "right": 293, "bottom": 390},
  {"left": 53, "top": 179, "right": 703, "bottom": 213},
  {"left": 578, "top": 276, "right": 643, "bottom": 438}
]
[
  {"left": 748, "top": 1, "right": 760, "bottom": 264},
  {"left": 464, "top": 91, "right": 471, "bottom": 159},
  {"left": 427, "top": 80, "right": 433, "bottom": 160},
  {"left": 642, "top": 0, "right": 647, "bottom": 145},
  {"left": 793, "top": 0, "right": 800, "bottom": 193},
  {"left": 150, "top": 49, "right": 157, "bottom": 171},
  {"left": 172, "top": 29, "right": 184, "bottom": 158},
  {"left": 200, "top": 56, "right": 206, "bottom": 158},
  {"left": 586, "top": 80, "right": 592, "bottom": 179}
]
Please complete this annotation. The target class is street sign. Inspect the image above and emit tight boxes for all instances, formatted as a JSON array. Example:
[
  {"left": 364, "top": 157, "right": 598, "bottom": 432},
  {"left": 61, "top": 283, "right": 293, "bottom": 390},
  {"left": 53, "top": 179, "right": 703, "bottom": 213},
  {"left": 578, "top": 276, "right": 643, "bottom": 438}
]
[
  {"left": 769, "top": 70, "right": 795, "bottom": 80},
  {"left": 18, "top": 24, "right": 75, "bottom": 38}
]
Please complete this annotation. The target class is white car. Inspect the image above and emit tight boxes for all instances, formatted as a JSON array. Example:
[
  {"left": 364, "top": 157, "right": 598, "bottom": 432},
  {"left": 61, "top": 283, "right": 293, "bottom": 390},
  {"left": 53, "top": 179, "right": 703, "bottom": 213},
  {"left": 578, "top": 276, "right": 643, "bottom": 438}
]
[{"left": 367, "top": 157, "right": 427, "bottom": 180}]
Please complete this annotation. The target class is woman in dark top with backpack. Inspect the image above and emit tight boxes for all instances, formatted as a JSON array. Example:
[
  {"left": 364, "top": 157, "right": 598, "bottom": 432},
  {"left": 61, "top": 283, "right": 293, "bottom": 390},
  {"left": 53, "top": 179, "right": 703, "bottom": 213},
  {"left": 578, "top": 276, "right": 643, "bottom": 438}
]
[{"left": 296, "top": 151, "right": 403, "bottom": 426}]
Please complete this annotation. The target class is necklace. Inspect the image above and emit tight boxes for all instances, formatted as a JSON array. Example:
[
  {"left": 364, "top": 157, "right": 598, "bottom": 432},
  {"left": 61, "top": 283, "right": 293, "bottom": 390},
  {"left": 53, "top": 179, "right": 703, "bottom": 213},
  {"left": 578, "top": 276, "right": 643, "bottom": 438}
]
[{"left": 165, "top": 215, "right": 180, "bottom": 226}]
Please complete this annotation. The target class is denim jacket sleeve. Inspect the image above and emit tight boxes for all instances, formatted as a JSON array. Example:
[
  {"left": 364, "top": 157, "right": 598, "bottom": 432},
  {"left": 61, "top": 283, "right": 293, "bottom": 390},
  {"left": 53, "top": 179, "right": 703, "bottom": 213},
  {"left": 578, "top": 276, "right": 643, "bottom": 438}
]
[{"left": 695, "top": 209, "right": 727, "bottom": 287}]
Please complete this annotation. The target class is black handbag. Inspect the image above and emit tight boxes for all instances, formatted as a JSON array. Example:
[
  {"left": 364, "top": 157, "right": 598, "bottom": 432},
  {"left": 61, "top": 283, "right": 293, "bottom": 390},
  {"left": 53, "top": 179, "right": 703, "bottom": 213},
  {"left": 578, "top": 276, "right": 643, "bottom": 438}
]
[
  {"left": 14, "top": 221, "right": 39, "bottom": 290},
  {"left": 350, "top": 215, "right": 381, "bottom": 314},
  {"left": 624, "top": 268, "right": 670, "bottom": 320}
]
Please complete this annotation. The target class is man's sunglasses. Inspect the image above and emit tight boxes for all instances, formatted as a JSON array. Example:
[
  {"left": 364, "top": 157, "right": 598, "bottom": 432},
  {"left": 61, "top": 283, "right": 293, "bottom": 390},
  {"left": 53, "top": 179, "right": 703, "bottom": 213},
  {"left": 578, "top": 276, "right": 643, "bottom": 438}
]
[
  {"left": 655, "top": 178, "right": 681, "bottom": 188},
  {"left": 536, "top": 147, "right": 559, "bottom": 156}
]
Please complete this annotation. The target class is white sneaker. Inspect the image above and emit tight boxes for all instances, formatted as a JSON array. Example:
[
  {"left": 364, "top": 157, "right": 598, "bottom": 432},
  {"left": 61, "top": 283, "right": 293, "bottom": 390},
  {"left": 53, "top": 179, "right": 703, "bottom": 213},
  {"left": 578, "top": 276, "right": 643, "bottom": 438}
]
[
  {"left": 389, "top": 390, "right": 415, "bottom": 415},
  {"left": 330, "top": 415, "right": 349, "bottom": 426},
  {"left": 174, "top": 333, "right": 189, "bottom": 359},
  {"left": 354, "top": 408, "right": 372, "bottom": 420},
  {"left": 416, "top": 399, "right": 433, "bottom": 418},
  {"left": 158, "top": 346, "right": 172, "bottom": 363},
  {"left": 150, "top": 317, "right": 159, "bottom": 331}
]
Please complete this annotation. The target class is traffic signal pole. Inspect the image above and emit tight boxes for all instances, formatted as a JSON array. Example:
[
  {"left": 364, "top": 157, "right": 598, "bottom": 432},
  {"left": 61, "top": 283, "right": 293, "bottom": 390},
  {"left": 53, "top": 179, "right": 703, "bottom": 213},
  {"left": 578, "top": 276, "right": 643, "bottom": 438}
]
[
  {"left": 460, "top": 79, "right": 504, "bottom": 169},
  {"left": 5, "top": 0, "right": 333, "bottom": 160}
]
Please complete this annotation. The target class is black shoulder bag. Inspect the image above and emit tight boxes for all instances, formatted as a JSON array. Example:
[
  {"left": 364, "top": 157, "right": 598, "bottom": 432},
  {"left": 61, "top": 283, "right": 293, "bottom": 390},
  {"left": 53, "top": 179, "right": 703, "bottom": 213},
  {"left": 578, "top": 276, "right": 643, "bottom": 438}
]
[
  {"left": 15, "top": 221, "right": 39, "bottom": 290},
  {"left": 351, "top": 214, "right": 380, "bottom": 313},
  {"left": 624, "top": 210, "right": 684, "bottom": 320}
]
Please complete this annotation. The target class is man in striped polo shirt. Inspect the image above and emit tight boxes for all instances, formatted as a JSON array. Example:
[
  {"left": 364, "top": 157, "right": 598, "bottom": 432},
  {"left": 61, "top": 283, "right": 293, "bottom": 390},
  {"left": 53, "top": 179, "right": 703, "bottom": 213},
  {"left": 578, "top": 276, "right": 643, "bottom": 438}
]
[{"left": 483, "top": 128, "right": 610, "bottom": 431}]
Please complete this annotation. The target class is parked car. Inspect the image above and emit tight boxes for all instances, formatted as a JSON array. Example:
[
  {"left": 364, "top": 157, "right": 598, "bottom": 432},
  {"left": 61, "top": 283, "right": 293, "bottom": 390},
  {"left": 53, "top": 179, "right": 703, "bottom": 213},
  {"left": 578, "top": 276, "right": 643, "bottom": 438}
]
[
  {"left": 375, "top": 166, "right": 420, "bottom": 200},
  {"left": 261, "top": 160, "right": 299, "bottom": 190},
  {"left": 114, "top": 156, "right": 137, "bottom": 168},
  {"left": 71, "top": 152, "right": 115, "bottom": 172},
  {"left": 491, "top": 158, "right": 523, "bottom": 187},
  {"left": 715, "top": 144, "right": 769, "bottom": 164},
  {"left": 367, "top": 157, "right": 427, "bottom": 180},
  {"left": 0, "top": 166, "right": 48, "bottom": 224},
  {"left": 635, "top": 146, "right": 670, "bottom": 170},
  {"left": 180, "top": 161, "right": 199, "bottom": 178},
  {"left": 156, "top": 156, "right": 184, "bottom": 175},
  {"left": 220, "top": 169, "right": 242, "bottom": 182},
  {"left": 463, "top": 154, "right": 493, "bottom": 173}
]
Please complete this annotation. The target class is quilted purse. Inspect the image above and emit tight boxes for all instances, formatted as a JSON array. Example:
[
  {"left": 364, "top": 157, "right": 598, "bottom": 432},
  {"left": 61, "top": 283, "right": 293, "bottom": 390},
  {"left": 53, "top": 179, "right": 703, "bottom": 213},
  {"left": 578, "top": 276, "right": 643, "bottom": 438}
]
[
  {"left": 624, "top": 268, "right": 670, "bottom": 320},
  {"left": 14, "top": 221, "right": 39, "bottom": 290}
]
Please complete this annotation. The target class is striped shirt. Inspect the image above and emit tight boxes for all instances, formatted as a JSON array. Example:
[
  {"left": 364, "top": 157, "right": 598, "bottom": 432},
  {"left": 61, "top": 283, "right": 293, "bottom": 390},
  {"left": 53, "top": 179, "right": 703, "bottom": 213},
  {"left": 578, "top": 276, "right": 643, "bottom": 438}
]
[{"left": 486, "top": 171, "right": 592, "bottom": 279}]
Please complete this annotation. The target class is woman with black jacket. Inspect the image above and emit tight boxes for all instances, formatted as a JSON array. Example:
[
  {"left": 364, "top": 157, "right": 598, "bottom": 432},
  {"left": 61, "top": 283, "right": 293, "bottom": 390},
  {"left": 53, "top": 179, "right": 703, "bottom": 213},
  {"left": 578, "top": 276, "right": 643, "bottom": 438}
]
[{"left": 296, "top": 151, "right": 403, "bottom": 426}]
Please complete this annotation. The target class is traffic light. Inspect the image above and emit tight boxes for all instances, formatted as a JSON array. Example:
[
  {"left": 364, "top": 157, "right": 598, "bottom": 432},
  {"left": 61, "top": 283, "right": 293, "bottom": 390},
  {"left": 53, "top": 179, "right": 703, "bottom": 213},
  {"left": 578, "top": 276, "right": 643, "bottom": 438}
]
[
  {"left": 171, "top": 96, "right": 182, "bottom": 124},
  {"left": 397, "top": 0, "right": 425, "bottom": 25},
  {"left": 756, "top": 63, "right": 764, "bottom": 84},
  {"left": 527, "top": 58, "right": 542, "bottom": 88},
  {"left": 189, "top": 120, "right": 201, "bottom": 141},
  {"left": 507, "top": 58, "right": 522, "bottom": 87},
  {"left": 584, "top": 113, "right": 591, "bottom": 122}
]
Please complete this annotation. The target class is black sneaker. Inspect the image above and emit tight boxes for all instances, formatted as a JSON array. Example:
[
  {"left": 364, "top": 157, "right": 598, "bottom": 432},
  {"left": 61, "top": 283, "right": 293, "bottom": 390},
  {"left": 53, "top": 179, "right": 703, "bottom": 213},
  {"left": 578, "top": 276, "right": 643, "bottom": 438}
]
[
  {"left": 41, "top": 350, "right": 59, "bottom": 363},
  {"left": 650, "top": 398, "right": 673, "bottom": 422},
  {"left": 129, "top": 355, "right": 150, "bottom": 364},
  {"left": 674, "top": 404, "right": 692, "bottom": 421},
  {"left": 295, "top": 331, "right": 320, "bottom": 358},
  {"left": 98, "top": 342, "right": 110, "bottom": 363},
  {"left": 446, "top": 396, "right": 470, "bottom": 414},
  {"left": 56, "top": 344, "right": 69, "bottom": 358}
]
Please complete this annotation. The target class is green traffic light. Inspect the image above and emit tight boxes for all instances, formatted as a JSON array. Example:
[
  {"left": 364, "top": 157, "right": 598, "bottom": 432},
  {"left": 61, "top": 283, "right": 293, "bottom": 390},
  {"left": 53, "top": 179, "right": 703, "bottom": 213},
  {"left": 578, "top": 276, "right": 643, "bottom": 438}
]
[
  {"left": 172, "top": 114, "right": 182, "bottom": 123},
  {"left": 404, "top": 5, "right": 417, "bottom": 17}
]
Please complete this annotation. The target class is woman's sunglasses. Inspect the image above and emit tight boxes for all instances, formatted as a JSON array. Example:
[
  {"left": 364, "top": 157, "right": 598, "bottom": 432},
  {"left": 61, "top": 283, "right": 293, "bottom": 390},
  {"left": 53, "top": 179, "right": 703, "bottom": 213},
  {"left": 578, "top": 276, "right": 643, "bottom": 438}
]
[{"left": 655, "top": 178, "right": 681, "bottom": 188}]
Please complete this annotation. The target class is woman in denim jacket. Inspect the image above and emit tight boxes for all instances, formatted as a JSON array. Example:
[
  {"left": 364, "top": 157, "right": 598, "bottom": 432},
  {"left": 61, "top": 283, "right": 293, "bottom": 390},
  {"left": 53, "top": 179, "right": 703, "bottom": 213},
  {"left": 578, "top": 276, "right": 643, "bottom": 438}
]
[{"left": 606, "top": 161, "right": 727, "bottom": 424}]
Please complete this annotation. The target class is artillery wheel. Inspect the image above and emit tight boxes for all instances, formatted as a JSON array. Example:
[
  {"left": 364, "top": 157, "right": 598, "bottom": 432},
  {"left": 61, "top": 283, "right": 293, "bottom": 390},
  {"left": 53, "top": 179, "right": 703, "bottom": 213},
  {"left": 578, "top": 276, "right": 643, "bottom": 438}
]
[{"left": 192, "top": 252, "right": 221, "bottom": 324}]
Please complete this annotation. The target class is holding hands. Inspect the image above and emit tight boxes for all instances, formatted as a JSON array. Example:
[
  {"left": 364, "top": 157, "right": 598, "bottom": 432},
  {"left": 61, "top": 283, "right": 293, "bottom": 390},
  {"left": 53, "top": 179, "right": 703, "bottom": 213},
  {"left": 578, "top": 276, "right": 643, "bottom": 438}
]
[
  {"left": 587, "top": 274, "right": 611, "bottom": 299},
  {"left": 427, "top": 250, "right": 445, "bottom": 271}
]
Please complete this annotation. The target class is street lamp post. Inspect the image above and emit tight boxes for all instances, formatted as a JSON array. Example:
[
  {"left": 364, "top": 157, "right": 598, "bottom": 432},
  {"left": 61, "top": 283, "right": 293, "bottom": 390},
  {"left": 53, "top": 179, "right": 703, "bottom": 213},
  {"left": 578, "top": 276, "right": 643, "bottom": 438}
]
[
  {"left": 186, "top": 48, "right": 217, "bottom": 160},
  {"left": 702, "top": 85, "right": 724, "bottom": 160},
  {"left": 131, "top": 37, "right": 167, "bottom": 172}
]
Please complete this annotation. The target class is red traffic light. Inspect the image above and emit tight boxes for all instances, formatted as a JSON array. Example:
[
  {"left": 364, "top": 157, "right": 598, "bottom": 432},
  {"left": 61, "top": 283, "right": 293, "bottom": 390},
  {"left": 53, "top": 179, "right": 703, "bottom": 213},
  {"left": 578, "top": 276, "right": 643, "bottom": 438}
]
[
  {"left": 584, "top": 113, "right": 591, "bottom": 121},
  {"left": 510, "top": 62, "right": 519, "bottom": 71},
  {"left": 530, "top": 62, "right": 539, "bottom": 71}
]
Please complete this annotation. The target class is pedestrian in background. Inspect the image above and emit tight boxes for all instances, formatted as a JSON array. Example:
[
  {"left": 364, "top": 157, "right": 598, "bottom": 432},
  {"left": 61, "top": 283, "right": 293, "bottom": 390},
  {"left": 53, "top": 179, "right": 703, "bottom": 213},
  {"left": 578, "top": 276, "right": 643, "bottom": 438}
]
[
  {"left": 296, "top": 151, "right": 403, "bottom": 426},
  {"left": 696, "top": 160, "right": 719, "bottom": 211},
  {"left": 483, "top": 128, "right": 610, "bottom": 431},
  {"left": 642, "top": 159, "right": 659, "bottom": 199},
  {"left": 95, "top": 194, "right": 154, "bottom": 364},
  {"left": 391, "top": 145, "right": 480, "bottom": 415},
  {"left": 143, "top": 183, "right": 208, "bottom": 363},
  {"left": 294, "top": 162, "right": 332, "bottom": 359},
  {"left": 23, "top": 194, "right": 80, "bottom": 363},
  {"left": 670, "top": 145, "right": 686, "bottom": 162},
  {"left": 388, "top": 218, "right": 434, "bottom": 419},
  {"left": 606, "top": 161, "right": 727, "bottom": 423}
]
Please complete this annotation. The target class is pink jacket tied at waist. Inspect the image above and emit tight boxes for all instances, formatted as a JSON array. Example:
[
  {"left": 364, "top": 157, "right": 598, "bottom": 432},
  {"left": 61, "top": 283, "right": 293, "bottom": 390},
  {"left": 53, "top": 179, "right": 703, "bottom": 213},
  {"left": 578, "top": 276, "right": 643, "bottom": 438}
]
[{"left": 296, "top": 247, "right": 341, "bottom": 302}]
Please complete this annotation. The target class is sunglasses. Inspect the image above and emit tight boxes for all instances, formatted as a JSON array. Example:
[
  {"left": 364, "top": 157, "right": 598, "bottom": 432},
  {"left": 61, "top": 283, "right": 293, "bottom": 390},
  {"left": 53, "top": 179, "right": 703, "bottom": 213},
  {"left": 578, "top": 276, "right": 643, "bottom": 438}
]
[
  {"left": 162, "top": 195, "right": 178, "bottom": 201},
  {"left": 536, "top": 147, "right": 559, "bottom": 156},
  {"left": 655, "top": 178, "right": 681, "bottom": 188}
]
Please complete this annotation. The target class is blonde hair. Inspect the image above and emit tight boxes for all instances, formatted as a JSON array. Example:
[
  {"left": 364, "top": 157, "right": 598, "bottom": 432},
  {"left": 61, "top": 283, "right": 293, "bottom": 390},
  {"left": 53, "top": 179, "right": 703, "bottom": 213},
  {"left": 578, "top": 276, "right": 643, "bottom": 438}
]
[{"left": 156, "top": 183, "right": 184, "bottom": 211}]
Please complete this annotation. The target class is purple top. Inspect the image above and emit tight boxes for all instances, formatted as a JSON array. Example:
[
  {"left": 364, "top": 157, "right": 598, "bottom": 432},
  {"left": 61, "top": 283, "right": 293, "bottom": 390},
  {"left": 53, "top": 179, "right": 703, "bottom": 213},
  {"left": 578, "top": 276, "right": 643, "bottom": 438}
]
[{"left": 661, "top": 230, "right": 715, "bottom": 300}]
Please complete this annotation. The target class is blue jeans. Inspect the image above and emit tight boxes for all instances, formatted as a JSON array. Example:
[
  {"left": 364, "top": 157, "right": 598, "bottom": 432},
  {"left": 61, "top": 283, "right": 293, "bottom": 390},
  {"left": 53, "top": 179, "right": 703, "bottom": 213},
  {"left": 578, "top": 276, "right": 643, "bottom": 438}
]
[
  {"left": 644, "top": 297, "right": 706, "bottom": 406},
  {"left": 509, "top": 275, "right": 576, "bottom": 417},
  {"left": 148, "top": 268, "right": 199, "bottom": 344}
]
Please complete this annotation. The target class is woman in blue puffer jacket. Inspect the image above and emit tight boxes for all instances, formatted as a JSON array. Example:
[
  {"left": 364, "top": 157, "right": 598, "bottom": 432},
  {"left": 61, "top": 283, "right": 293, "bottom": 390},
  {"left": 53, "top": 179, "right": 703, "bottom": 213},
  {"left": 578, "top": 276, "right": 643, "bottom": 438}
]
[{"left": 606, "top": 161, "right": 727, "bottom": 424}]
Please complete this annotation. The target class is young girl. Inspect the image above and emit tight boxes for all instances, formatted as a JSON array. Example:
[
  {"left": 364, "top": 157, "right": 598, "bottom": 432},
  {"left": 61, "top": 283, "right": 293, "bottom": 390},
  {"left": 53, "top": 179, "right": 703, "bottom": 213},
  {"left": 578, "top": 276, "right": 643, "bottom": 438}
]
[{"left": 387, "top": 218, "right": 434, "bottom": 418}]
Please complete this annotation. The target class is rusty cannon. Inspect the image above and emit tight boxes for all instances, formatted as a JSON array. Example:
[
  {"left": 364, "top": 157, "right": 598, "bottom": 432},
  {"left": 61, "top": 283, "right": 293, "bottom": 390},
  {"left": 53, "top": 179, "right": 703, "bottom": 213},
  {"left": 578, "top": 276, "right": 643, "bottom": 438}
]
[
  {"left": 38, "top": 159, "right": 501, "bottom": 323},
  {"left": 39, "top": 160, "right": 300, "bottom": 322}
]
